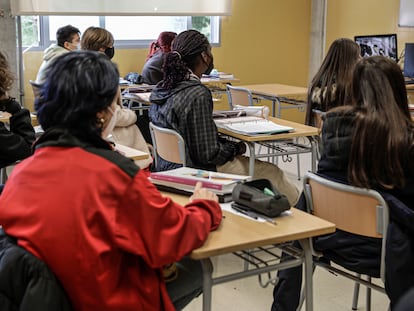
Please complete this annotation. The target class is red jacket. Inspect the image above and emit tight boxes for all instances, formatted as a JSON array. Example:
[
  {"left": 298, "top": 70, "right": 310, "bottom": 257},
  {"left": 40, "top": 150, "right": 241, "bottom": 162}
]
[{"left": 0, "top": 129, "right": 222, "bottom": 310}]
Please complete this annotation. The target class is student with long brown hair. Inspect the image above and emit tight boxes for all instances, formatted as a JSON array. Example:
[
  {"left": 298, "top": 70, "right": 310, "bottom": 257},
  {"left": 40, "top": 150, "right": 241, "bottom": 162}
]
[
  {"left": 305, "top": 38, "right": 360, "bottom": 126},
  {"left": 272, "top": 56, "right": 414, "bottom": 310}
]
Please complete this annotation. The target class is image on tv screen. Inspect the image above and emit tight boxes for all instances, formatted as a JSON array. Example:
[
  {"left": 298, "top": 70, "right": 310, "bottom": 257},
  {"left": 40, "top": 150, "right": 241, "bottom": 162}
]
[{"left": 354, "top": 34, "right": 398, "bottom": 62}]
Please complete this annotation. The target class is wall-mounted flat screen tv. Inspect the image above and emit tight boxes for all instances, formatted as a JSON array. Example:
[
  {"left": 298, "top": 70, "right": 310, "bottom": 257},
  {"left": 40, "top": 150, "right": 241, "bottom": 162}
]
[{"left": 354, "top": 34, "right": 398, "bottom": 62}]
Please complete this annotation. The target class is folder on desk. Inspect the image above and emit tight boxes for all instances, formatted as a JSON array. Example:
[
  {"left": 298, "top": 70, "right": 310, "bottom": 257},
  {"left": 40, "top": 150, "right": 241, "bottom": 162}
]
[{"left": 215, "top": 117, "right": 294, "bottom": 135}]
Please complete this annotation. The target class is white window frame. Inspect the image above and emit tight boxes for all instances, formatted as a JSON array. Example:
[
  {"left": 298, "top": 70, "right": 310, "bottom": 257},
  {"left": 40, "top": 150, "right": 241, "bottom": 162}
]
[{"left": 22, "top": 16, "right": 221, "bottom": 51}]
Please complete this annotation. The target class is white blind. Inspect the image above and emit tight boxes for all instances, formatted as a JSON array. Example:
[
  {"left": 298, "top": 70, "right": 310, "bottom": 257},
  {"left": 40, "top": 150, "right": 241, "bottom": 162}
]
[
  {"left": 11, "top": 0, "right": 232, "bottom": 16},
  {"left": 399, "top": 0, "right": 414, "bottom": 27}
]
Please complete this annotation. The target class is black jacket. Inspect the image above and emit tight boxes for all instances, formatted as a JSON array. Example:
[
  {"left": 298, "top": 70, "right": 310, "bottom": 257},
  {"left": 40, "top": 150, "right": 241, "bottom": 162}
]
[
  {"left": 310, "top": 109, "right": 414, "bottom": 308},
  {"left": 0, "top": 98, "right": 36, "bottom": 168},
  {"left": 0, "top": 230, "right": 72, "bottom": 311}
]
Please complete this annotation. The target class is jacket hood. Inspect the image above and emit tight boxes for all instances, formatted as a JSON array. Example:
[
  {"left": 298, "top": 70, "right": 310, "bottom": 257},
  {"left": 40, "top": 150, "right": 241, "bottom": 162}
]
[
  {"left": 149, "top": 79, "right": 201, "bottom": 106},
  {"left": 43, "top": 44, "right": 69, "bottom": 61}
]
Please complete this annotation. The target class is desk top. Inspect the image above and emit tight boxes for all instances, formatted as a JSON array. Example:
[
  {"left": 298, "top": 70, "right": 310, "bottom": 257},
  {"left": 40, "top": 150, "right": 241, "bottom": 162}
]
[
  {"left": 114, "top": 144, "right": 149, "bottom": 161},
  {"left": 201, "top": 77, "right": 240, "bottom": 84},
  {"left": 238, "top": 83, "right": 308, "bottom": 98},
  {"left": 217, "top": 117, "right": 319, "bottom": 142},
  {"left": 163, "top": 192, "right": 335, "bottom": 260}
]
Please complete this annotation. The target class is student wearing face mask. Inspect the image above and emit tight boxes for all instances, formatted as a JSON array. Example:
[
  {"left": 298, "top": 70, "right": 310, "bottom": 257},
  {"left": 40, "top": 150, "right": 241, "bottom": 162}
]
[
  {"left": 81, "top": 26, "right": 152, "bottom": 171},
  {"left": 81, "top": 26, "right": 115, "bottom": 59},
  {"left": 0, "top": 51, "right": 222, "bottom": 311},
  {"left": 35, "top": 24, "right": 81, "bottom": 84},
  {"left": 149, "top": 30, "right": 299, "bottom": 205}
]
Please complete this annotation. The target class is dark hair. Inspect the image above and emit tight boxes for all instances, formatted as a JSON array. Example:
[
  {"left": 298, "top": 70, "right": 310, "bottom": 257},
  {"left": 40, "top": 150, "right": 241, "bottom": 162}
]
[
  {"left": 36, "top": 51, "right": 119, "bottom": 146},
  {"left": 306, "top": 38, "right": 360, "bottom": 125},
  {"left": 161, "top": 29, "right": 211, "bottom": 89},
  {"left": 56, "top": 25, "right": 81, "bottom": 47},
  {"left": 0, "top": 51, "right": 15, "bottom": 97},
  {"left": 81, "top": 27, "right": 114, "bottom": 51},
  {"left": 348, "top": 56, "right": 414, "bottom": 188}
]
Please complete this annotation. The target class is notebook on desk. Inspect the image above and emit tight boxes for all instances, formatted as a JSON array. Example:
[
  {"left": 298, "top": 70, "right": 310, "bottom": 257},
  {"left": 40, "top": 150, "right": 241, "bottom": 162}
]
[{"left": 215, "top": 116, "right": 294, "bottom": 136}]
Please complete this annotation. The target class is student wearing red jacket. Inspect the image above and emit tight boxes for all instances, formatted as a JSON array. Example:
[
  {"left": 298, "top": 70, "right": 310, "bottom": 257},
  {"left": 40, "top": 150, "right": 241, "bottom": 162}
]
[{"left": 0, "top": 51, "right": 222, "bottom": 311}]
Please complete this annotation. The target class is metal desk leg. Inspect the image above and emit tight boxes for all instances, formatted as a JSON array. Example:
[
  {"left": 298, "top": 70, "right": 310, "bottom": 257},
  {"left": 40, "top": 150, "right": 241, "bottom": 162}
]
[
  {"left": 201, "top": 258, "right": 214, "bottom": 311},
  {"left": 246, "top": 142, "right": 256, "bottom": 176},
  {"left": 310, "top": 138, "right": 317, "bottom": 172},
  {"left": 299, "top": 239, "right": 314, "bottom": 311}
]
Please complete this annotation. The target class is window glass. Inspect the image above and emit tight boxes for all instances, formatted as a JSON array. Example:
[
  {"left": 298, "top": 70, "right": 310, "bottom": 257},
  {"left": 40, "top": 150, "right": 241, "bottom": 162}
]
[
  {"left": 21, "top": 16, "right": 40, "bottom": 47},
  {"left": 48, "top": 16, "right": 100, "bottom": 40},
  {"left": 21, "top": 16, "right": 220, "bottom": 49},
  {"left": 105, "top": 16, "right": 188, "bottom": 40}
]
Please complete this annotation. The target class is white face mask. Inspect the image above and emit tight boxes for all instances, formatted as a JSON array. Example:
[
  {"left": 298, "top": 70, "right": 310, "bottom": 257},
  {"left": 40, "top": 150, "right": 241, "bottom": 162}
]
[{"left": 101, "top": 107, "right": 117, "bottom": 139}]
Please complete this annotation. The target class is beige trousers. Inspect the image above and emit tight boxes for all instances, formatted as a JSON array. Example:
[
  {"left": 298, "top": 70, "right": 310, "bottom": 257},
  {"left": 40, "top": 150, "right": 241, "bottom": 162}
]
[{"left": 218, "top": 156, "right": 300, "bottom": 206}]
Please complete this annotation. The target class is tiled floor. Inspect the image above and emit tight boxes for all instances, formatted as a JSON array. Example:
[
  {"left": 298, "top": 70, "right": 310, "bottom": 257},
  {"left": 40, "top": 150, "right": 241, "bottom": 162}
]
[{"left": 184, "top": 150, "right": 390, "bottom": 311}]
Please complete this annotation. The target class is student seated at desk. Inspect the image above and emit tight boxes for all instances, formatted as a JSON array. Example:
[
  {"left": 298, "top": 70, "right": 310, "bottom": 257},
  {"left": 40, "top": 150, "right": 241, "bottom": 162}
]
[
  {"left": 149, "top": 30, "right": 299, "bottom": 206},
  {"left": 107, "top": 90, "right": 153, "bottom": 172},
  {"left": 142, "top": 31, "right": 177, "bottom": 85},
  {"left": 81, "top": 26, "right": 152, "bottom": 171},
  {"left": 272, "top": 56, "right": 414, "bottom": 310},
  {"left": 0, "top": 51, "right": 35, "bottom": 193},
  {"left": 305, "top": 38, "right": 360, "bottom": 126},
  {"left": 0, "top": 51, "right": 223, "bottom": 311}
]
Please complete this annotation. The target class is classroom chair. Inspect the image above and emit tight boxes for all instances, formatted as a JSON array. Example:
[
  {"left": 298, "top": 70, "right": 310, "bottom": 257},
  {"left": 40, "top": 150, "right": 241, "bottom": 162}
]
[
  {"left": 299, "top": 172, "right": 389, "bottom": 311},
  {"left": 149, "top": 122, "right": 186, "bottom": 170},
  {"left": 226, "top": 85, "right": 255, "bottom": 109},
  {"left": 226, "top": 84, "right": 303, "bottom": 179}
]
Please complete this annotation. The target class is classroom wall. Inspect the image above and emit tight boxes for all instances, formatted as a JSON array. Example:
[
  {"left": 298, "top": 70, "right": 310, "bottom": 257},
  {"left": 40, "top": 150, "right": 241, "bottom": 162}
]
[
  {"left": 326, "top": 0, "right": 414, "bottom": 59},
  {"left": 23, "top": 0, "right": 414, "bottom": 121},
  {"left": 22, "top": 0, "right": 312, "bottom": 111}
]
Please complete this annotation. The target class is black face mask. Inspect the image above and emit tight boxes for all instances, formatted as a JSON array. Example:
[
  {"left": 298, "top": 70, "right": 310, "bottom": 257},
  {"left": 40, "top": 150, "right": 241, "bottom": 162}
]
[
  {"left": 204, "top": 54, "right": 214, "bottom": 75},
  {"left": 104, "top": 47, "right": 115, "bottom": 59}
]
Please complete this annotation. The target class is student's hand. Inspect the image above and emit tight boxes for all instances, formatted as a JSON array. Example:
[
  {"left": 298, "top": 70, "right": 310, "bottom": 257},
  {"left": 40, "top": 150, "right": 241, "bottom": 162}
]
[{"left": 189, "top": 182, "right": 218, "bottom": 202}]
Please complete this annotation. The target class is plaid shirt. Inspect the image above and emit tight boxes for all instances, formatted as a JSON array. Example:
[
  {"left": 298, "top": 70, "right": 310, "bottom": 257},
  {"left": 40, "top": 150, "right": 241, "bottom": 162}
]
[{"left": 149, "top": 77, "right": 238, "bottom": 171}]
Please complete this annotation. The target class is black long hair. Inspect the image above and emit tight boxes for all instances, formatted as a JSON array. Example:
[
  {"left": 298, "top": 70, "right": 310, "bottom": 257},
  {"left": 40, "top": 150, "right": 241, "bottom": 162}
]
[
  {"left": 36, "top": 51, "right": 119, "bottom": 146},
  {"left": 161, "top": 29, "right": 211, "bottom": 90}
]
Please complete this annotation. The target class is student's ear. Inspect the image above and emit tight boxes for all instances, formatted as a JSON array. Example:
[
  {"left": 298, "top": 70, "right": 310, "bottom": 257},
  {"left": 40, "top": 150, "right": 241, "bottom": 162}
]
[
  {"left": 201, "top": 51, "right": 209, "bottom": 64},
  {"left": 63, "top": 41, "right": 71, "bottom": 50}
]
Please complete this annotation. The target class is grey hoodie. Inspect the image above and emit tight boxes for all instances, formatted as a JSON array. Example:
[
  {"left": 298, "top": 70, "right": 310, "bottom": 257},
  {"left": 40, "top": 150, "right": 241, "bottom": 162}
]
[{"left": 35, "top": 44, "right": 69, "bottom": 84}]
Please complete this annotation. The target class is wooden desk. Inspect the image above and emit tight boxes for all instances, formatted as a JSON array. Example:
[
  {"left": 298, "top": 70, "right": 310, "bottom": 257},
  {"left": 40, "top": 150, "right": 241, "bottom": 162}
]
[
  {"left": 114, "top": 143, "right": 149, "bottom": 161},
  {"left": 217, "top": 117, "right": 319, "bottom": 176},
  {"left": 164, "top": 192, "right": 335, "bottom": 311},
  {"left": 238, "top": 83, "right": 308, "bottom": 117}
]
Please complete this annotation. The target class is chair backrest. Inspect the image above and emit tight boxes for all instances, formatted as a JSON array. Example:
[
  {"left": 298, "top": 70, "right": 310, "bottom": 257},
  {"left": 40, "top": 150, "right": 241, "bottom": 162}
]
[
  {"left": 29, "top": 80, "right": 41, "bottom": 100},
  {"left": 303, "top": 172, "right": 389, "bottom": 280},
  {"left": 226, "top": 85, "right": 254, "bottom": 109},
  {"left": 149, "top": 122, "right": 186, "bottom": 169}
]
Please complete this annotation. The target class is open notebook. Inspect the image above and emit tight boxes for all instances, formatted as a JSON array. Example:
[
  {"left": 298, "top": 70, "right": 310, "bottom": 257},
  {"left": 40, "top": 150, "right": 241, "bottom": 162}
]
[{"left": 215, "top": 116, "right": 294, "bottom": 135}]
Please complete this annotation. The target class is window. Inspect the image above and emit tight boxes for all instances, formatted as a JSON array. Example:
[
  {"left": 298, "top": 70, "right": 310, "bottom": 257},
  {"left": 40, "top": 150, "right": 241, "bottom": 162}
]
[{"left": 20, "top": 16, "right": 220, "bottom": 50}]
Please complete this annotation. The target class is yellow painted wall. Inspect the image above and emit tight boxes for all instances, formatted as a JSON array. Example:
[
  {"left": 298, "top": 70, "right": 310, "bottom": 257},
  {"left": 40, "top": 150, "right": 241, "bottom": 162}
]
[
  {"left": 326, "top": 0, "right": 414, "bottom": 60},
  {"left": 23, "top": 0, "right": 312, "bottom": 112}
]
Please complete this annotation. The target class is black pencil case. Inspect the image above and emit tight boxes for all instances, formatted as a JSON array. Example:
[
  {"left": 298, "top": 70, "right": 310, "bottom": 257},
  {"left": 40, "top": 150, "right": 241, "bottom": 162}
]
[{"left": 232, "top": 179, "right": 290, "bottom": 217}]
